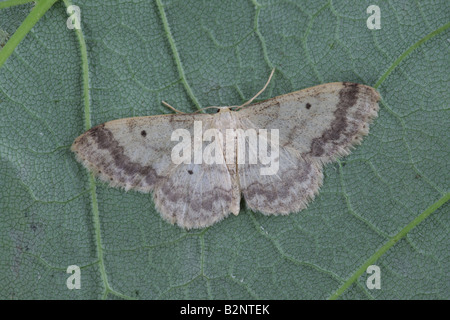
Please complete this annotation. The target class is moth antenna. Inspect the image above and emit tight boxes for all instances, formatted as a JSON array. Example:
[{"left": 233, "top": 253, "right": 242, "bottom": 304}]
[
  {"left": 162, "top": 101, "right": 185, "bottom": 114},
  {"left": 235, "top": 68, "right": 275, "bottom": 111}
]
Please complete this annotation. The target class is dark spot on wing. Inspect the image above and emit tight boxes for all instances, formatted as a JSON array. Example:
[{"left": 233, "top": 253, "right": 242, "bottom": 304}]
[
  {"left": 306, "top": 103, "right": 311, "bottom": 109},
  {"left": 188, "top": 170, "right": 193, "bottom": 175},
  {"left": 141, "top": 130, "right": 147, "bottom": 137}
]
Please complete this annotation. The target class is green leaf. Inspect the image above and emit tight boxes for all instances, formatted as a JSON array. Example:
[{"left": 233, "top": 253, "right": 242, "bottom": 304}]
[{"left": 0, "top": 0, "right": 448, "bottom": 299}]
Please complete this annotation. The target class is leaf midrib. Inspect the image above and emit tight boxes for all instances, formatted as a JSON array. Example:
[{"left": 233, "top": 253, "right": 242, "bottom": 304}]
[{"left": 329, "top": 192, "right": 450, "bottom": 299}]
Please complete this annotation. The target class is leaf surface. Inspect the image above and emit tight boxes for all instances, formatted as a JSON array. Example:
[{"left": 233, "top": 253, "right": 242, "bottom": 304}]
[{"left": 0, "top": 0, "right": 448, "bottom": 299}]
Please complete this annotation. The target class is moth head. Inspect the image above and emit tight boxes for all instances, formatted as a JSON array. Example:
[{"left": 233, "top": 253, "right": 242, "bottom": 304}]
[{"left": 217, "top": 107, "right": 233, "bottom": 113}]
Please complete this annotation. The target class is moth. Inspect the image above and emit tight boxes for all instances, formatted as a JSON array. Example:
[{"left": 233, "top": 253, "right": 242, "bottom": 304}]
[{"left": 72, "top": 70, "right": 380, "bottom": 229}]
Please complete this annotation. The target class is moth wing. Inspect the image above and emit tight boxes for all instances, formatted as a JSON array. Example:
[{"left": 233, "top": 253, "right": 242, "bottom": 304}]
[
  {"left": 235, "top": 123, "right": 323, "bottom": 214},
  {"left": 71, "top": 113, "right": 237, "bottom": 229},
  {"left": 153, "top": 160, "right": 236, "bottom": 229},
  {"left": 71, "top": 113, "right": 214, "bottom": 192},
  {"left": 237, "top": 82, "right": 380, "bottom": 164}
]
